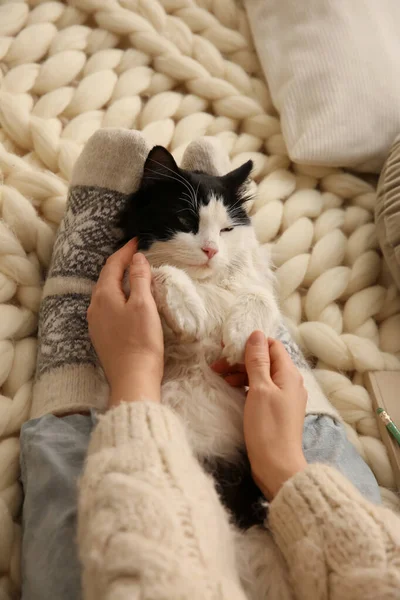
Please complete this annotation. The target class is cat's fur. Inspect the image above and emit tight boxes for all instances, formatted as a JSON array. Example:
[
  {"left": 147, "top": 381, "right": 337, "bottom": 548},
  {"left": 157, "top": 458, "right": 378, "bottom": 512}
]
[{"left": 119, "top": 146, "right": 291, "bottom": 599}]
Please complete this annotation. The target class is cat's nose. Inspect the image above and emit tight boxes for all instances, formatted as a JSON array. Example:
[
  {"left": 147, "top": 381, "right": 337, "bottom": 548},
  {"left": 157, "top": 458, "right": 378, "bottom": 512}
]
[{"left": 201, "top": 246, "right": 218, "bottom": 259}]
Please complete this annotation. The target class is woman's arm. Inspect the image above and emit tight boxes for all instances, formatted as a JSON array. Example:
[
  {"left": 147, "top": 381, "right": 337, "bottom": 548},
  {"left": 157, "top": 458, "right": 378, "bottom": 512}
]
[
  {"left": 269, "top": 463, "right": 400, "bottom": 600},
  {"left": 78, "top": 401, "right": 247, "bottom": 600},
  {"left": 214, "top": 333, "right": 400, "bottom": 600},
  {"left": 80, "top": 244, "right": 247, "bottom": 600}
]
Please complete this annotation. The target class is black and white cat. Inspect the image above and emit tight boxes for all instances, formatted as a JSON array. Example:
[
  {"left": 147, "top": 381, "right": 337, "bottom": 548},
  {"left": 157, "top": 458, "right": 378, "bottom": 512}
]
[
  {"left": 119, "top": 146, "right": 319, "bottom": 599},
  {"left": 120, "top": 146, "right": 281, "bottom": 464}
]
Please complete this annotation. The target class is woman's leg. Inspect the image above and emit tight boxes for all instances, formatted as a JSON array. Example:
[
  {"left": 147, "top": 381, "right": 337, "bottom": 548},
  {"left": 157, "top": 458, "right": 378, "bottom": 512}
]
[
  {"left": 20, "top": 414, "right": 94, "bottom": 600},
  {"left": 275, "top": 326, "right": 381, "bottom": 504},
  {"left": 303, "top": 415, "right": 381, "bottom": 504},
  {"left": 20, "top": 129, "right": 150, "bottom": 598}
]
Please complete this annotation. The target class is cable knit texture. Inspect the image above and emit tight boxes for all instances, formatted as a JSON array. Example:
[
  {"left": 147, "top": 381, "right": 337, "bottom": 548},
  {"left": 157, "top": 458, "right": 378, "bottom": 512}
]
[
  {"left": 78, "top": 402, "right": 400, "bottom": 600},
  {"left": 269, "top": 465, "right": 400, "bottom": 599},
  {"left": 79, "top": 402, "right": 247, "bottom": 600},
  {"left": 1, "top": 1, "right": 400, "bottom": 597}
]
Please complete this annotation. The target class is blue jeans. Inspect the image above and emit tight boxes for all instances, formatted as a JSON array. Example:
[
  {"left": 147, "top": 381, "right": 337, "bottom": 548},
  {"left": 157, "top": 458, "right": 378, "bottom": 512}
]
[{"left": 19, "top": 413, "right": 380, "bottom": 600}]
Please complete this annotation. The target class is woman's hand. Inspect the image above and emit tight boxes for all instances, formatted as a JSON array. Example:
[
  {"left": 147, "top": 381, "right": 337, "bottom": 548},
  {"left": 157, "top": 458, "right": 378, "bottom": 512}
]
[
  {"left": 87, "top": 240, "right": 164, "bottom": 406},
  {"left": 212, "top": 332, "right": 308, "bottom": 499}
]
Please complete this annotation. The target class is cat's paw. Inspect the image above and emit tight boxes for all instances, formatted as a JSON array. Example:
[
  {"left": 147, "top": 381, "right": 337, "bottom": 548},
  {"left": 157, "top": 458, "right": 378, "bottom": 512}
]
[
  {"left": 152, "top": 265, "right": 207, "bottom": 341},
  {"left": 222, "top": 321, "right": 248, "bottom": 366},
  {"left": 222, "top": 292, "right": 281, "bottom": 365}
]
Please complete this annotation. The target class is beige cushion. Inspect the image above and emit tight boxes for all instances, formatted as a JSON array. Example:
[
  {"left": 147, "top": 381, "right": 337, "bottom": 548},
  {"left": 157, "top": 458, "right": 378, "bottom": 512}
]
[
  {"left": 245, "top": 0, "right": 400, "bottom": 173},
  {"left": 376, "top": 137, "right": 400, "bottom": 290}
]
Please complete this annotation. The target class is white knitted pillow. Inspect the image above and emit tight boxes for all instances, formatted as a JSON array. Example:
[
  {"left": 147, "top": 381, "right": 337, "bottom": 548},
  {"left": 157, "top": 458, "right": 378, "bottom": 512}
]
[{"left": 245, "top": 0, "right": 400, "bottom": 173}]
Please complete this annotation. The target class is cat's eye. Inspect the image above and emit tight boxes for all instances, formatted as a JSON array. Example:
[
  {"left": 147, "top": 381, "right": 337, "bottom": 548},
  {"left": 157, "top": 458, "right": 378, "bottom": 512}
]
[
  {"left": 178, "top": 216, "right": 190, "bottom": 228},
  {"left": 220, "top": 227, "right": 233, "bottom": 233}
]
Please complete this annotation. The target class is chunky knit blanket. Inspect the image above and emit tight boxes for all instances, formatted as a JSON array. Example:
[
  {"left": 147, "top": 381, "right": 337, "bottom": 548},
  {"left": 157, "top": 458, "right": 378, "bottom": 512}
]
[{"left": 1, "top": 1, "right": 400, "bottom": 597}]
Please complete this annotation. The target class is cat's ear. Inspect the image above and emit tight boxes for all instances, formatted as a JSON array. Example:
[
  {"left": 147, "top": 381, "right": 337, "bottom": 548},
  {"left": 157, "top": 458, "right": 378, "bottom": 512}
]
[
  {"left": 142, "top": 146, "right": 179, "bottom": 185},
  {"left": 222, "top": 160, "right": 253, "bottom": 193}
]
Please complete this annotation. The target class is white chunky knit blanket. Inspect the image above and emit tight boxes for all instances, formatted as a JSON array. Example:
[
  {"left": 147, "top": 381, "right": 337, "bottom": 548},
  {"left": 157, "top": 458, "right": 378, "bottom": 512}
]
[{"left": 1, "top": 0, "right": 400, "bottom": 597}]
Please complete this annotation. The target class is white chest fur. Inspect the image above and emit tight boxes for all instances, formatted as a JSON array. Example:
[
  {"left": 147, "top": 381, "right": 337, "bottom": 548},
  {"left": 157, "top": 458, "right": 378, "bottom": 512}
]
[{"left": 151, "top": 247, "right": 281, "bottom": 462}]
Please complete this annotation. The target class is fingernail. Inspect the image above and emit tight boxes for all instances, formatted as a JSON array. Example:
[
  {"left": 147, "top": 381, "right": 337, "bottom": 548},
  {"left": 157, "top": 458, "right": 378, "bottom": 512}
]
[
  {"left": 132, "top": 253, "right": 146, "bottom": 264},
  {"left": 249, "top": 331, "right": 266, "bottom": 346}
]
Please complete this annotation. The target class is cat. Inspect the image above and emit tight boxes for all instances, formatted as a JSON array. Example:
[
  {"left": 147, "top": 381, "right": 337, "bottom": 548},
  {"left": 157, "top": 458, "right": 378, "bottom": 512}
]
[{"left": 119, "top": 145, "right": 295, "bottom": 599}]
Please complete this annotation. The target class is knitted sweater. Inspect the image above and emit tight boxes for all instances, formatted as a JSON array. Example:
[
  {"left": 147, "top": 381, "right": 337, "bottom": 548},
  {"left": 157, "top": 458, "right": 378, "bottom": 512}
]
[{"left": 78, "top": 402, "right": 400, "bottom": 600}]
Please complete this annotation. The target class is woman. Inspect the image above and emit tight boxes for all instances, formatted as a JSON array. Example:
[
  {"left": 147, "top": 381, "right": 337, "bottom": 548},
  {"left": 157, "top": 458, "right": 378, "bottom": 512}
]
[{"left": 79, "top": 240, "right": 400, "bottom": 599}]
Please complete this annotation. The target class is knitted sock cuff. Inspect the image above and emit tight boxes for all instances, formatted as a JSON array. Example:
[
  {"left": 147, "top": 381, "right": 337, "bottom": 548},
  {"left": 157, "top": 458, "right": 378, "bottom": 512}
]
[
  {"left": 181, "top": 136, "right": 232, "bottom": 176},
  {"left": 71, "top": 128, "right": 150, "bottom": 193}
]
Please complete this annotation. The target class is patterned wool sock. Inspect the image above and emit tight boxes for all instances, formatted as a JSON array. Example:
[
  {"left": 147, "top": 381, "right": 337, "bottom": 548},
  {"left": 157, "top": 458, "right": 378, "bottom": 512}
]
[{"left": 31, "top": 129, "right": 150, "bottom": 418}]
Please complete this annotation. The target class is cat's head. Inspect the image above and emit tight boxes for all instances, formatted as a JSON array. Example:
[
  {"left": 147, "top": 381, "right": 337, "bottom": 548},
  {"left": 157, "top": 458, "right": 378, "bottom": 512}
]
[{"left": 120, "top": 145, "right": 256, "bottom": 280}]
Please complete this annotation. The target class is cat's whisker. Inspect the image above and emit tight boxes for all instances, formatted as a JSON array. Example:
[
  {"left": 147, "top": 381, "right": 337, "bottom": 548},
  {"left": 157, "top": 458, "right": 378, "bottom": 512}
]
[
  {"left": 195, "top": 180, "right": 200, "bottom": 209},
  {"left": 180, "top": 195, "right": 199, "bottom": 219},
  {"left": 181, "top": 192, "right": 198, "bottom": 215},
  {"left": 144, "top": 171, "right": 194, "bottom": 199},
  {"left": 145, "top": 171, "right": 196, "bottom": 203},
  {"left": 147, "top": 158, "right": 198, "bottom": 203},
  {"left": 229, "top": 196, "right": 246, "bottom": 212},
  {"left": 181, "top": 187, "right": 197, "bottom": 212}
]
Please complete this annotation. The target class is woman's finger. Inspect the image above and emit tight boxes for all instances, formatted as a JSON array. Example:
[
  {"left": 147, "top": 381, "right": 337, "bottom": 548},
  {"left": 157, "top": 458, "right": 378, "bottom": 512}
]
[
  {"left": 224, "top": 373, "right": 248, "bottom": 388},
  {"left": 211, "top": 358, "right": 230, "bottom": 374},
  {"left": 244, "top": 331, "right": 272, "bottom": 387},
  {"left": 268, "top": 338, "right": 298, "bottom": 390},
  {"left": 128, "top": 252, "right": 152, "bottom": 302},
  {"left": 96, "top": 239, "right": 137, "bottom": 297},
  {"left": 211, "top": 358, "right": 246, "bottom": 375}
]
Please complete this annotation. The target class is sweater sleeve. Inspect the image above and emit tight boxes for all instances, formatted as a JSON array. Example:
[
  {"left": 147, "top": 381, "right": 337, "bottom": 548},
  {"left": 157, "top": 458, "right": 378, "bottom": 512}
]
[
  {"left": 77, "top": 401, "right": 247, "bottom": 600},
  {"left": 268, "top": 463, "right": 400, "bottom": 600}
]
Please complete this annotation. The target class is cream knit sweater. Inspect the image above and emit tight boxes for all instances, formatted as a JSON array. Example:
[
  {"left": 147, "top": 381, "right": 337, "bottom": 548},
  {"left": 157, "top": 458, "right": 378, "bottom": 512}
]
[{"left": 78, "top": 402, "right": 400, "bottom": 600}]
